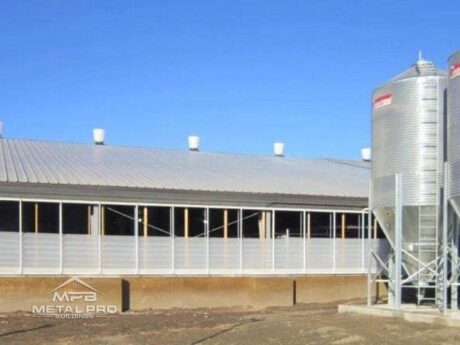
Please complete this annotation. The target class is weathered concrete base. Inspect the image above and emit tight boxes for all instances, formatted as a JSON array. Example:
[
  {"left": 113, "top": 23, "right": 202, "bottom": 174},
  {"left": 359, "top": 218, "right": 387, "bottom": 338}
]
[
  {"left": 0, "top": 275, "right": 379, "bottom": 313},
  {"left": 296, "top": 275, "right": 386, "bottom": 304},
  {"left": 338, "top": 304, "right": 460, "bottom": 328},
  {"left": 0, "top": 277, "right": 123, "bottom": 313},
  {"left": 127, "top": 277, "right": 293, "bottom": 310}
]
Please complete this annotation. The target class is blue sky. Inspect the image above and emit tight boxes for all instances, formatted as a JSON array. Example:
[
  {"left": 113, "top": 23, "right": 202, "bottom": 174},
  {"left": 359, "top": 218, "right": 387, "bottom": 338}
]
[{"left": 0, "top": 1, "right": 457, "bottom": 158}]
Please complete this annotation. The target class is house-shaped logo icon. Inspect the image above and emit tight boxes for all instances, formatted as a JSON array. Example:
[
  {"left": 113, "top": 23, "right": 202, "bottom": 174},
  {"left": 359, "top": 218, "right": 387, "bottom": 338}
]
[{"left": 51, "top": 277, "right": 100, "bottom": 303}]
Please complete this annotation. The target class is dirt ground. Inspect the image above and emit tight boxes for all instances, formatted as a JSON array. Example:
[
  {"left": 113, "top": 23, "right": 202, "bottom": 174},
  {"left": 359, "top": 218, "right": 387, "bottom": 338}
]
[{"left": 0, "top": 302, "right": 459, "bottom": 345}]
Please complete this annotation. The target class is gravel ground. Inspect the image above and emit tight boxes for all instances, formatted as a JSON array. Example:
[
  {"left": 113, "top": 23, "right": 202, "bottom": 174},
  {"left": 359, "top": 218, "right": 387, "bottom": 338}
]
[{"left": 0, "top": 303, "right": 459, "bottom": 344}]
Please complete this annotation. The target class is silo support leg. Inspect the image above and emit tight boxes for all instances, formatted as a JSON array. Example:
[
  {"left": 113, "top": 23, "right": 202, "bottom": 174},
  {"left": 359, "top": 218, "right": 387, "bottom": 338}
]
[
  {"left": 452, "top": 243, "right": 459, "bottom": 310},
  {"left": 388, "top": 256, "right": 395, "bottom": 306},
  {"left": 394, "top": 174, "right": 403, "bottom": 310}
]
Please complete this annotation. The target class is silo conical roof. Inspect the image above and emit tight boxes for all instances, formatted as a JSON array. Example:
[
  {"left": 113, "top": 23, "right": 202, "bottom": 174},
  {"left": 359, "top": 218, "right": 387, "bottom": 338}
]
[{"left": 389, "top": 60, "right": 447, "bottom": 82}]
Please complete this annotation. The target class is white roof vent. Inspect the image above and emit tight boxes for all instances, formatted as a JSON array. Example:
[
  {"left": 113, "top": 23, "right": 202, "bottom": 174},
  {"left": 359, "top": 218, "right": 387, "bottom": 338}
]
[
  {"left": 274, "top": 142, "right": 285, "bottom": 157},
  {"left": 188, "top": 135, "right": 200, "bottom": 151},
  {"left": 93, "top": 128, "right": 105, "bottom": 145},
  {"left": 361, "top": 147, "right": 371, "bottom": 162}
]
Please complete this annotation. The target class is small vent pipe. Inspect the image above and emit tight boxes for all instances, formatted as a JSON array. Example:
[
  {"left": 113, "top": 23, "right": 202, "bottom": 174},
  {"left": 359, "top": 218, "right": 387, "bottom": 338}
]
[
  {"left": 361, "top": 147, "right": 371, "bottom": 162},
  {"left": 274, "top": 142, "right": 285, "bottom": 157},
  {"left": 93, "top": 129, "right": 105, "bottom": 145},
  {"left": 188, "top": 135, "right": 200, "bottom": 151}
]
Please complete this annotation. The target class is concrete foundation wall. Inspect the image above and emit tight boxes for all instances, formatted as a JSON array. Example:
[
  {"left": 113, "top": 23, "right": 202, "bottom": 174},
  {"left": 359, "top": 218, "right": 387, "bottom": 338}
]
[
  {"left": 296, "top": 276, "right": 368, "bottom": 304},
  {"left": 0, "top": 275, "right": 384, "bottom": 313},
  {"left": 0, "top": 277, "right": 123, "bottom": 313},
  {"left": 127, "top": 277, "right": 293, "bottom": 310}
]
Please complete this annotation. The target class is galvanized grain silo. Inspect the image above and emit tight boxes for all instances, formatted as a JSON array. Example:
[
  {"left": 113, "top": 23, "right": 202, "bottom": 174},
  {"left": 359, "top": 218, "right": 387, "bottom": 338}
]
[
  {"left": 371, "top": 55, "right": 447, "bottom": 287},
  {"left": 447, "top": 51, "right": 460, "bottom": 216}
]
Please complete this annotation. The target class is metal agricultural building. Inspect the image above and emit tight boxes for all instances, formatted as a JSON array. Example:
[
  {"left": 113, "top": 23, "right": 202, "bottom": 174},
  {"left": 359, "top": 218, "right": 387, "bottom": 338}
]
[{"left": 0, "top": 137, "right": 388, "bottom": 277}]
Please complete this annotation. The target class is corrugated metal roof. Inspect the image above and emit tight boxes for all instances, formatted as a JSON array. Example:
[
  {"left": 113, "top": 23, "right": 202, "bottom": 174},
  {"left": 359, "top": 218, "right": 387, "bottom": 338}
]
[{"left": 0, "top": 139, "right": 370, "bottom": 198}]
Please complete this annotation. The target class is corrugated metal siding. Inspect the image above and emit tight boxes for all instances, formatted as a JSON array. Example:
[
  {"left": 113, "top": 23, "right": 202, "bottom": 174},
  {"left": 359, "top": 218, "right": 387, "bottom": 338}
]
[
  {"left": 306, "top": 239, "right": 334, "bottom": 272},
  {"left": 63, "top": 234, "right": 98, "bottom": 274},
  {"left": 209, "top": 238, "right": 240, "bottom": 273},
  {"left": 139, "top": 237, "right": 173, "bottom": 273},
  {"left": 242, "top": 239, "right": 272, "bottom": 273},
  {"left": 0, "top": 139, "right": 369, "bottom": 198},
  {"left": 371, "top": 175, "right": 396, "bottom": 208},
  {"left": 372, "top": 73, "right": 446, "bottom": 206},
  {"left": 102, "top": 236, "right": 136, "bottom": 273},
  {"left": 274, "top": 238, "right": 303, "bottom": 270},
  {"left": 0, "top": 232, "right": 19, "bottom": 273},
  {"left": 174, "top": 238, "right": 207, "bottom": 273},
  {"left": 22, "top": 233, "right": 60, "bottom": 274},
  {"left": 0, "top": 231, "right": 390, "bottom": 275},
  {"left": 447, "top": 51, "right": 460, "bottom": 206},
  {"left": 335, "top": 239, "right": 362, "bottom": 272}
]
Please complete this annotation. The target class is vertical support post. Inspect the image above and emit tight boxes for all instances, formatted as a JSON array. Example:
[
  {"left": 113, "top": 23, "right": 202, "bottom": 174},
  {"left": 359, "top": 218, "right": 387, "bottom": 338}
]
[
  {"left": 19, "top": 200, "right": 23, "bottom": 275},
  {"left": 442, "top": 164, "right": 449, "bottom": 313},
  {"left": 101, "top": 205, "right": 105, "bottom": 236},
  {"left": 388, "top": 257, "right": 395, "bottom": 306},
  {"left": 98, "top": 203, "right": 102, "bottom": 274},
  {"left": 34, "top": 203, "right": 39, "bottom": 234},
  {"left": 394, "top": 173, "right": 403, "bottom": 310},
  {"left": 135, "top": 205, "right": 139, "bottom": 275},
  {"left": 307, "top": 212, "right": 311, "bottom": 239},
  {"left": 143, "top": 207, "right": 148, "bottom": 237},
  {"left": 171, "top": 206, "right": 175, "bottom": 274},
  {"left": 87, "top": 205, "right": 91, "bottom": 235},
  {"left": 373, "top": 218, "right": 378, "bottom": 239},
  {"left": 272, "top": 210, "right": 275, "bottom": 273},
  {"left": 260, "top": 211, "right": 266, "bottom": 239},
  {"left": 451, "top": 200, "right": 459, "bottom": 311},
  {"left": 206, "top": 208, "right": 210, "bottom": 274},
  {"left": 303, "top": 211, "right": 306, "bottom": 273},
  {"left": 367, "top": 220, "right": 372, "bottom": 306},
  {"left": 367, "top": 178, "right": 373, "bottom": 307},
  {"left": 451, "top": 205, "right": 458, "bottom": 311},
  {"left": 341, "top": 213, "right": 346, "bottom": 239},
  {"left": 184, "top": 208, "right": 189, "bottom": 238},
  {"left": 223, "top": 209, "right": 228, "bottom": 239},
  {"left": 360, "top": 212, "right": 365, "bottom": 272},
  {"left": 239, "top": 209, "right": 243, "bottom": 274},
  {"left": 59, "top": 202, "right": 63, "bottom": 274},
  {"left": 333, "top": 212, "right": 336, "bottom": 273}
]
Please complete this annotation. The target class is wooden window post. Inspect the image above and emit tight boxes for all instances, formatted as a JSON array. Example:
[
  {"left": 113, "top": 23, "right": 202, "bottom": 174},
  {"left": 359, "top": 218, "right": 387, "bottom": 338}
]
[
  {"left": 143, "top": 207, "right": 148, "bottom": 237},
  {"left": 223, "top": 209, "right": 228, "bottom": 239},
  {"left": 184, "top": 208, "right": 189, "bottom": 238}
]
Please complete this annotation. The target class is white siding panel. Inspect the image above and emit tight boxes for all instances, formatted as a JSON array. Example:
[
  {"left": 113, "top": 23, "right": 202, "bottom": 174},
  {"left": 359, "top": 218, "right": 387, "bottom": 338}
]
[
  {"left": 242, "top": 239, "right": 272, "bottom": 273},
  {"left": 335, "top": 239, "right": 363, "bottom": 273},
  {"left": 174, "top": 238, "right": 207, "bottom": 274},
  {"left": 139, "top": 237, "right": 173, "bottom": 274},
  {"left": 274, "top": 238, "right": 303, "bottom": 271},
  {"left": 0, "top": 232, "right": 19, "bottom": 273},
  {"left": 63, "top": 234, "right": 98, "bottom": 274},
  {"left": 209, "top": 238, "right": 240, "bottom": 274},
  {"left": 102, "top": 235, "right": 136, "bottom": 274},
  {"left": 306, "top": 239, "right": 334, "bottom": 273},
  {"left": 23, "top": 233, "right": 59, "bottom": 274}
]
